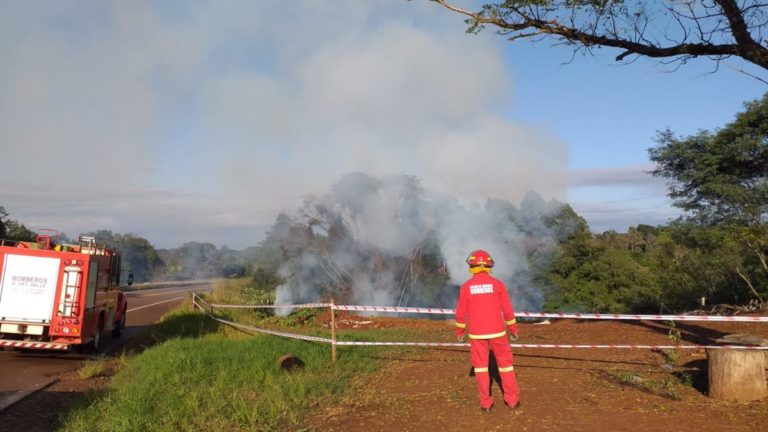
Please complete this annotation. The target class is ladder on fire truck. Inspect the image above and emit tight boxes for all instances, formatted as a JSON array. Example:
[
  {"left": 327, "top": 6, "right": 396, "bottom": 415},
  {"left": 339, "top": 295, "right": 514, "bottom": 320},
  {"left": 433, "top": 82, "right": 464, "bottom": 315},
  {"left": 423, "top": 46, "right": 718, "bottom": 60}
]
[
  {"left": 57, "top": 236, "right": 107, "bottom": 316},
  {"left": 79, "top": 236, "right": 108, "bottom": 255},
  {"left": 58, "top": 265, "right": 81, "bottom": 317}
]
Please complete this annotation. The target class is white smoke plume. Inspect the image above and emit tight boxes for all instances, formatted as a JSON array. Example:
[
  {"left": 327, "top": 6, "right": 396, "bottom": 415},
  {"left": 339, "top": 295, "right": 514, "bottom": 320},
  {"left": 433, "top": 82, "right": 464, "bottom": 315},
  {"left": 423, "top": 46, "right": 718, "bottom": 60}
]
[
  {"left": 0, "top": 1, "right": 569, "bottom": 249},
  {"left": 271, "top": 173, "right": 578, "bottom": 312}
]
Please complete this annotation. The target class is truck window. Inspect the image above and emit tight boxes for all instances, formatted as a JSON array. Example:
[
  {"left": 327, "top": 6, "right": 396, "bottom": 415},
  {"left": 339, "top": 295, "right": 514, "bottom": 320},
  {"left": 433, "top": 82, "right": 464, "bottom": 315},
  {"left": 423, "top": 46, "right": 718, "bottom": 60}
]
[{"left": 86, "top": 261, "right": 98, "bottom": 309}]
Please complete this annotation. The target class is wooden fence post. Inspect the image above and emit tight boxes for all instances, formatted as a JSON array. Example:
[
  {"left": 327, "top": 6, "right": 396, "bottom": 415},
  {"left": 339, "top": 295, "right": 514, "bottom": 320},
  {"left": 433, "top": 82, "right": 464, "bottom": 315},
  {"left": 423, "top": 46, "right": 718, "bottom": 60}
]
[{"left": 331, "top": 299, "right": 337, "bottom": 364}]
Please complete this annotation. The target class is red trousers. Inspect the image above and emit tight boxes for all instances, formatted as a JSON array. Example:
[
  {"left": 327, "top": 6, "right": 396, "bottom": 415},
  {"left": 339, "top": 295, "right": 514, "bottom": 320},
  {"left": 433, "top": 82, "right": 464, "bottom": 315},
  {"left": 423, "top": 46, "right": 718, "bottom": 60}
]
[{"left": 470, "top": 336, "right": 519, "bottom": 408}]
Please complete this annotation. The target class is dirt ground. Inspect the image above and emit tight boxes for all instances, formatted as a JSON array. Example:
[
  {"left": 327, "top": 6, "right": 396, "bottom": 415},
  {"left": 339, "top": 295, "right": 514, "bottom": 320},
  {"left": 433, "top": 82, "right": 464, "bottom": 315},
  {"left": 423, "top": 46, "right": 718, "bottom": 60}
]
[{"left": 306, "top": 318, "right": 768, "bottom": 432}]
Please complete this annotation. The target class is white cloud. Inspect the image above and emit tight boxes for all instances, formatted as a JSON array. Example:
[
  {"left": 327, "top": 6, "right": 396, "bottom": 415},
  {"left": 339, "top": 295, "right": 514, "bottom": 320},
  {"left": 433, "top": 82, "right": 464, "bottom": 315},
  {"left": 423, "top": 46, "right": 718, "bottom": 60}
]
[
  {"left": 565, "top": 164, "right": 676, "bottom": 231},
  {"left": 568, "top": 165, "right": 665, "bottom": 188}
]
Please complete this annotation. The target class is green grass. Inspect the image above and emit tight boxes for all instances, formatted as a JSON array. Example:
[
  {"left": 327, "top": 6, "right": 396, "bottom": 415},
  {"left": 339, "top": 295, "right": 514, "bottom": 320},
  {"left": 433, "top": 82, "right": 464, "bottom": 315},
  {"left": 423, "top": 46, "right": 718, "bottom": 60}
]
[
  {"left": 59, "top": 279, "right": 444, "bottom": 431},
  {"left": 60, "top": 307, "right": 409, "bottom": 431},
  {"left": 61, "top": 311, "right": 392, "bottom": 432},
  {"left": 77, "top": 356, "right": 108, "bottom": 379}
]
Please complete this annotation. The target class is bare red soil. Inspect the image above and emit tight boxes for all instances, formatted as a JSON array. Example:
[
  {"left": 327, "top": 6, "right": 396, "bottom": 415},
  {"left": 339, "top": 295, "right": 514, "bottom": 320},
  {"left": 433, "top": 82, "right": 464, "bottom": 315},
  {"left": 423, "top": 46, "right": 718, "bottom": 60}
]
[{"left": 307, "top": 318, "right": 768, "bottom": 432}]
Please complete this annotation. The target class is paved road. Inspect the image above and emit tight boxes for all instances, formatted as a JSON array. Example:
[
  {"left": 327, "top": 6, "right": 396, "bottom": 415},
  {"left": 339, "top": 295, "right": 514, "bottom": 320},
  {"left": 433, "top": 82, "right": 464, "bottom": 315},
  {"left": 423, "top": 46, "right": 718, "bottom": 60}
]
[{"left": 0, "top": 282, "right": 211, "bottom": 411}]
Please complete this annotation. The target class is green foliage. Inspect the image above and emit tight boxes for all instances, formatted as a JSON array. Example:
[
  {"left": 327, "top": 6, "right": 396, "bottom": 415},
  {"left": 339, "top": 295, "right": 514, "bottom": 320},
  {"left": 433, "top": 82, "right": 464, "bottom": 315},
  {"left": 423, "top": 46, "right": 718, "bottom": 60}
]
[
  {"left": 159, "top": 242, "right": 247, "bottom": 281},
  {"left": 0, "top": 206, "right": 6, "bottom": 238},
  {"left": 544, "top": 234, "right": 660, "bottom": 313},
  {"left": 81, "top": 231, "right": 165, "bottom": 283},
  {"left": 208, "top": 278, "right": 277, "bottom": 306},
  {"left": 647, "top": 93, "right": 768, "bottom": 306},
  {"left": 649, "top": 93, "right": 768, "bottom": 226},
  {"left": 3, "top": 219, "right": 36, "bottom": 242},
  {"left": 540, "top": 216, "right": 768, "bottom": 313},
  {"left": 0, "top": 207, "right": 35, "bottom": 242},
  {"left": 251, "top": 267, "right": 282, "bottom": 290}
]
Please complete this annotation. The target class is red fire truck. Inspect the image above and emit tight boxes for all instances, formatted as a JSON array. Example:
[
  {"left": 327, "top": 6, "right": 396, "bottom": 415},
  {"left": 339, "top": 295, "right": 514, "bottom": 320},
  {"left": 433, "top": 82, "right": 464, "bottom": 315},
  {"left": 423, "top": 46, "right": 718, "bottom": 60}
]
[{"left": 0, "top": 232, "right": 127, "bottom": 352}]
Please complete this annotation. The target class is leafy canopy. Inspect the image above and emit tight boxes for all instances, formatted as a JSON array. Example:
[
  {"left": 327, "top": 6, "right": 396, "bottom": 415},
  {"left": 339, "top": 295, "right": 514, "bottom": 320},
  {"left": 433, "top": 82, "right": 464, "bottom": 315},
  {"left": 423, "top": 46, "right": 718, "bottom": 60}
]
[{"left": 649, "top": 93, "right": 768, "bottom": 225}]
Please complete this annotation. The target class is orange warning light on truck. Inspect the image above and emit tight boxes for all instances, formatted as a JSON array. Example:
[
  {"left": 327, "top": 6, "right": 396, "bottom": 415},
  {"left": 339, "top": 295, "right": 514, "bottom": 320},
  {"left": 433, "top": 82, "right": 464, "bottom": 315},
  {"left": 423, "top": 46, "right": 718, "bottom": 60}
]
[{"left": 0, "top": 232, "right": 127, "bottom": 352}]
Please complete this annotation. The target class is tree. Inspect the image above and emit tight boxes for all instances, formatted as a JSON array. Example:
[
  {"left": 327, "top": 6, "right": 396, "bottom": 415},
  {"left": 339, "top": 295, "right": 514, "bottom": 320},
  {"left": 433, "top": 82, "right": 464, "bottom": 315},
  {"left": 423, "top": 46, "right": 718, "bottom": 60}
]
[
  {"left": 81, "top": 231, "right": 165, "bottom": 283},
  {"left": 649, "top": 94, "right": 768, "bottom": 304},
  {"left": 431, "top": 1, "right": 768, "bottom": 79},
  {"left": 116, "top": 234, "right": 166, "bottom": 283},
  {"left": 0, "top": 207, "right": 35, "bottom": 242},
  {"left": 649, "top": 93, "right": 768, "bottom": 225},
  {"left": 0, "top": 206, "right": 6, "bottom": 238},
  {"left": 544, "top": 232, "right": 661, "bottom": 313}
]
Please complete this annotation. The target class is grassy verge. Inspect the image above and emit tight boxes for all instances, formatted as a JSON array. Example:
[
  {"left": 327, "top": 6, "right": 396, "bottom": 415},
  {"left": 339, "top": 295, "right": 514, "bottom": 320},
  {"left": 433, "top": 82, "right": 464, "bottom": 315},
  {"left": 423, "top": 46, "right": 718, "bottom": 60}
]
[
  {"left": 59, "top": 279, "right": 421, "bottom": 432},
  {"left": 77, "top": 356, "right": 109, "bottom": 379}
]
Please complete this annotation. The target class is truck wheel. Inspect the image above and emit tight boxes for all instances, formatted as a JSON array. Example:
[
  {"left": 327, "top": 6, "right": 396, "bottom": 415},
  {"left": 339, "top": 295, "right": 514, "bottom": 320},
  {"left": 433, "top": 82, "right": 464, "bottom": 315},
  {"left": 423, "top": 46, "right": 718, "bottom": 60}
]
[
  {"left": 112, "top": 307, "right": 126, "bottom": 338},
  {"left": 80, "top": 318, "right": 103, "bottom": 354},
  {"left": 92, "top": 327, "right": 101, "bottom": 350}
]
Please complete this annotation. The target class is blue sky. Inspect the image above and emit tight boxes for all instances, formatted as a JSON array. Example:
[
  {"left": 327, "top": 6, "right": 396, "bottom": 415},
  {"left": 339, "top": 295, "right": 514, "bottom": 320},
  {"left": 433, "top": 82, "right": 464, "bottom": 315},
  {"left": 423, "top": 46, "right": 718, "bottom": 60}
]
[
  {"left": 0, "top": 1, "right": 765, "bottom": 249},
  {"left": 502, "top": 39, "right": 766, "bottom": 231}
]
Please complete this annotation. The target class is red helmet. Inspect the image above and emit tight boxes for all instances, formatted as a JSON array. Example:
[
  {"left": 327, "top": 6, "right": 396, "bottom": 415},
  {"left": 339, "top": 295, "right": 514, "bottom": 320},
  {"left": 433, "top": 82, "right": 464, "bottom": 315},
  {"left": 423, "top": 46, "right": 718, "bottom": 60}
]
[{"left": 466, "top": 249, "right": 494, "bottom": 268}]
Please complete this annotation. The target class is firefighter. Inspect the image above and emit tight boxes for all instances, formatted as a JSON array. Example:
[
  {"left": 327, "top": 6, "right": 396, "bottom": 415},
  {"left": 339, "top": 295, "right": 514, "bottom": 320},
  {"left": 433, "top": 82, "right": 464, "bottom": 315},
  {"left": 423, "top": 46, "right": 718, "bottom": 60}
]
[{"left": 455, "top": 249, "right": 520, "bottom": 413}]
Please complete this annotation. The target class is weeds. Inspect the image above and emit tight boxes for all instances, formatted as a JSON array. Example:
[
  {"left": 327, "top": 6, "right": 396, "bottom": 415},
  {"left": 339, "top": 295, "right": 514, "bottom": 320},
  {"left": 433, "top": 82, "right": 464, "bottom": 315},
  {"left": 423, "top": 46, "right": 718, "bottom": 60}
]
[
  {"left": 77, "top": 356, "right": 108, "bottom": 379},
  {"left": 676, "top": 371, "right": 694, "bottom": 387},
  {"left": 663, "top": 320, "right": 682, "bottom": 364},
  {"left": 597, "top": 371, "right": 682, "bottom": 401}
]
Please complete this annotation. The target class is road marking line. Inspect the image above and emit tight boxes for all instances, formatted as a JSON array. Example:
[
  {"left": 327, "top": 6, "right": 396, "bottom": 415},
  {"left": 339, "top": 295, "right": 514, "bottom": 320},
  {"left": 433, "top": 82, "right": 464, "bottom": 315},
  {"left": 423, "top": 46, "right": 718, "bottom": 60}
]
[{"left": 128, "top": 296, "right": 186, "bottom": 312}]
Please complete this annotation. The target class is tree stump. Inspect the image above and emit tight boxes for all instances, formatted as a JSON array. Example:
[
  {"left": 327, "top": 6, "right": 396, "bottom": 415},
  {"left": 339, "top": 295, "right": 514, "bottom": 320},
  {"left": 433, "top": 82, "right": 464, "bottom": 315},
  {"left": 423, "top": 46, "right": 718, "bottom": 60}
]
[
  {"left": 277, "top": 354, "right": 304, "bottom": 372},
  {"left": 706, "top": 334, "right": 768, "bottom": 401}
]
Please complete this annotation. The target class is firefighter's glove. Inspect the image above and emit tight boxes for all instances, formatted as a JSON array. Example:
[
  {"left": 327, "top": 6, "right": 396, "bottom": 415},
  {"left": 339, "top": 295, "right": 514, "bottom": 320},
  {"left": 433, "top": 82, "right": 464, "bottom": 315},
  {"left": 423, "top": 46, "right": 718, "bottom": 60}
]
[
  {"left": 508, "top": 332, "right": 519, "bottom": 342},
  {"left": 457, "top": 334, "right": 466, "bottom": 343}
]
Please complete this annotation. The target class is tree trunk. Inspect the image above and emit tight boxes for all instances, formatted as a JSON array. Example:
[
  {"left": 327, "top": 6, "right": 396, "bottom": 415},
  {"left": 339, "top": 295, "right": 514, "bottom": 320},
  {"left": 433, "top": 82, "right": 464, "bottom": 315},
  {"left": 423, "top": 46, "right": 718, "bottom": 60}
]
[{"left": 706, "top": 348, "right": 767, "bottom": 401}]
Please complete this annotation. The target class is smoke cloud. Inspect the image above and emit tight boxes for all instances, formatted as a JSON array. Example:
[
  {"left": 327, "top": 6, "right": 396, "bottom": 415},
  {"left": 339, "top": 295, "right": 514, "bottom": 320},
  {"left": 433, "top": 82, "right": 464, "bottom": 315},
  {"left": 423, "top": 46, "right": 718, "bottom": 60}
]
[
  {"left": 271, "top": 174, "right": 575, "bottom": 312},
  {"left": 0, "top": 1, "right": 568, "bottom": 248}
]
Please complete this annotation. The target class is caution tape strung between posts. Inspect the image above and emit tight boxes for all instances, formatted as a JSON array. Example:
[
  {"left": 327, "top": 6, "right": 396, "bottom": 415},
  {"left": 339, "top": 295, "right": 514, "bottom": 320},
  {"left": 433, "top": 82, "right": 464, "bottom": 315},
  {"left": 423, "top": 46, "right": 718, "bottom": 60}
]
[
  {"left": 190, "top": 298, "right": 768, "bottom": 350},
  {"left": 210, "top": 303, "right": 331, "bottom": 309},
  {"left": 210, "top": 315, "right": 334, "bottom": 344},
  {"left": 335, "top": 341, "right": 768, "bottom": 350},
  {"left": 203, "top": 298, "right": 768, "bottom": 322},
  {"left": 331, "top": 304, "right": 768, "bottom": 322}
]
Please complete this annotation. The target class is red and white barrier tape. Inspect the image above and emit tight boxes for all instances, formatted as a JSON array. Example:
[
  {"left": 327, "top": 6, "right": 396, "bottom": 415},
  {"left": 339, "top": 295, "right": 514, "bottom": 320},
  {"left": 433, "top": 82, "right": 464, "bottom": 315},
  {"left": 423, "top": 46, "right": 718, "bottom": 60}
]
[
  {"left": 191, "top": 297, "right": 768, "bottom": 349},
  {"left": 211, "top": 316, "right": 333, "bottom": 344},
  {"left": 210, "top": 303, "right": 331, "bottom": 309},
  {"left": 332, "top": 304, "right": 768, "bottom": 322},
  {"left": 336, "top": 341, "right": 465, "bottom": 347},
  {"left": 333, "top": 305, "right": 455, "bottom": 315},
  {"left": 196, "top": 295, "right": 768, "bottom": 323},
  {"left": 506, "top": 344, "right": 768, "bottom": 350}
]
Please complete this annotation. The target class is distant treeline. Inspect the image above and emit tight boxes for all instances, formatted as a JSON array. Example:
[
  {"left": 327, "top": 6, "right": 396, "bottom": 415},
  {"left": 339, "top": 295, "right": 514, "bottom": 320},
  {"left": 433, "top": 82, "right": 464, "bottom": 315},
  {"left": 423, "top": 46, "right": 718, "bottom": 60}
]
[{"left": 0, "top": 206, "right": 764, "bottom": 314}]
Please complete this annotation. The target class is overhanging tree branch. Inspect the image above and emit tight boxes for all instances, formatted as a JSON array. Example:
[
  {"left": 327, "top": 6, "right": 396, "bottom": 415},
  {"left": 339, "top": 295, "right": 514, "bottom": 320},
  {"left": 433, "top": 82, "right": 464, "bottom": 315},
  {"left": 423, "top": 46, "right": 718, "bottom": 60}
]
[{"left": 431, "top": 0, "right": 768, "bottom": 74}]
